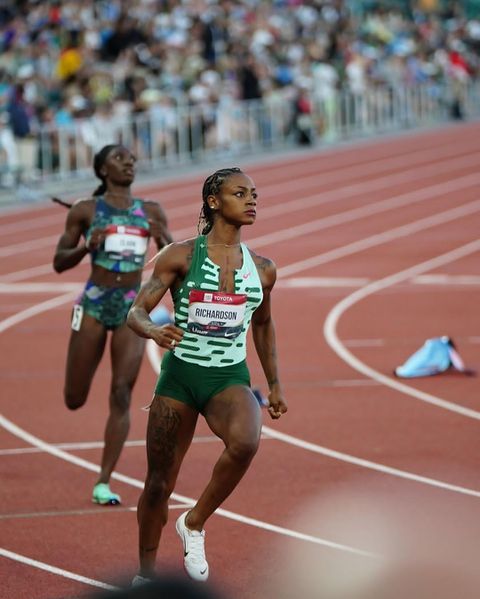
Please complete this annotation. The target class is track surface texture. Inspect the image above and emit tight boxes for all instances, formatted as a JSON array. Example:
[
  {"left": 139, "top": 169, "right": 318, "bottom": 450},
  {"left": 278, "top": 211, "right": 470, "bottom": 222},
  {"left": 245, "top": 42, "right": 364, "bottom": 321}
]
[{"left": 1, "top": 123, "right": 480, "bottom": 599}]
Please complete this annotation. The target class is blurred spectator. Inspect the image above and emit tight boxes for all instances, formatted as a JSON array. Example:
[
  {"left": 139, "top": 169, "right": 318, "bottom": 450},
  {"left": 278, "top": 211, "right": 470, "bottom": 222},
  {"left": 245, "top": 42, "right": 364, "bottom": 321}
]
[
  {"left": 0, "top": 0, "right": 478, "bottom": 184},
  {"left": 293, "top": 83, "right": 314, "bottom": 145},
  {"left": 7, "top": 82, "right": 36, "bottom": 180}
]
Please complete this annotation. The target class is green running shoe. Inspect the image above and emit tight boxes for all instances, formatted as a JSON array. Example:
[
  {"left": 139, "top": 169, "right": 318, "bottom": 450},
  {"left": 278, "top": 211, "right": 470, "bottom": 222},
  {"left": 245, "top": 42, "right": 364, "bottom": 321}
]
[{"left": 92, "top": 483, "right": 121, "bottom": 505}]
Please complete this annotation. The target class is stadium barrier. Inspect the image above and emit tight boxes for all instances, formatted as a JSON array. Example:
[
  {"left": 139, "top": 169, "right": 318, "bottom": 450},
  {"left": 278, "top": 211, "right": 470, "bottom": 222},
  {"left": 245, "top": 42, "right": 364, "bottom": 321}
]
[{"left": 2, "top": 80, "right": 479, "bottom": 188}]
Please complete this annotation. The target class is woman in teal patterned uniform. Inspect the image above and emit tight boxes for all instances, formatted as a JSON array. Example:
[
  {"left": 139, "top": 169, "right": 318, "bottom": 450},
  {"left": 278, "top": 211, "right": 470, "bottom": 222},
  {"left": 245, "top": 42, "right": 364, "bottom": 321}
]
[
  {"left": 53, "top": 144, "right": 171, "bottom": 505},
  {"left": 127, "top": 167, "right": 287, "bottom": 585}
]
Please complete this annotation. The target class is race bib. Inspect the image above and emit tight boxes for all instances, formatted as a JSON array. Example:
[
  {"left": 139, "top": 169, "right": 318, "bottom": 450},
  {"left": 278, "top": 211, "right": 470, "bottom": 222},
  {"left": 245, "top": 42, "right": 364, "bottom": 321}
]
[
  {"left": 187, "top": 290, "right": 246, "bottom": 339},
  {"left": 71, "top": 304, "right": 83, "bottom": 331},
  {"left": 104, "top": 225, "right": 149, "bottom": 258}
]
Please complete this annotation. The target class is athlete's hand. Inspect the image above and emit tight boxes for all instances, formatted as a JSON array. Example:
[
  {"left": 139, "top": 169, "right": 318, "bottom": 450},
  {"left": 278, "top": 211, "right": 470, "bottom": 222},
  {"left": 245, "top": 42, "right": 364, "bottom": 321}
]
[
  {"left": 267, "top": 385, "right": 288, "bottom": 420},
  {"left": 86, "top": 227, "right": 106, "bottom": 251},
  {"left": 150, "top": 323, "right": 184, "bottom": 350},
  {"left": 148, "top": 218, "right": 171, "bottom": 248}
]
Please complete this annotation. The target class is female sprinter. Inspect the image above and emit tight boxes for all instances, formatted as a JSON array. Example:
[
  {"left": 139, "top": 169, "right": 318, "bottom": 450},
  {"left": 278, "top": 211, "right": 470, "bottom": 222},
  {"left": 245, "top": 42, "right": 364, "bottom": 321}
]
[
  {"left": 53, "top": 144, "right": 172, "bottom": 505},
  {"left": 127, "top": 167, "right": 287, "bottom": 584}
]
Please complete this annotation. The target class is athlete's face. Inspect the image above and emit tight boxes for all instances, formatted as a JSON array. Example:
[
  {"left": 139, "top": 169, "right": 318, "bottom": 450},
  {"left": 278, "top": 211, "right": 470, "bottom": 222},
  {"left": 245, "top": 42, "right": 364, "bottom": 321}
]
[
  {"left": 211, "top": 173, "right": 258, "bottom": 225},
  {"left": 102, "top": 146, "right": 136, "bottom": 186}
]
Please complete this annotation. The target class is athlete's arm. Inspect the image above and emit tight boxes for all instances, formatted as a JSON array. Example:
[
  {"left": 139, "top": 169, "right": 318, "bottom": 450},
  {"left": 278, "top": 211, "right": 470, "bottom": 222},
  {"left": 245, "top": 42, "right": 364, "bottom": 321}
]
[
  {"left": 53, "top": 200, "right": 94, "bottom": 273},
  {"left": 251, "top": 255, "right": 287, "bottom": 420},
  {"left": 145, "top": 201, "right": 173, "bottom": 249},
  {"left": 127, "top": 242, "right": 188, "bottom": 349}
]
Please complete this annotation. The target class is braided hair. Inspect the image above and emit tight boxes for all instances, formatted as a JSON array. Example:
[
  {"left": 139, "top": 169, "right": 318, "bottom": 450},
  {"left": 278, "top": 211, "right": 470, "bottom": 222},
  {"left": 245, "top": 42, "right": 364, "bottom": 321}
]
[
  {"left": 92, "top": 144, "right": 120, "bottom": 196},
  {"left": 198, "top": 167, "right": 243, "bottom": 234}
]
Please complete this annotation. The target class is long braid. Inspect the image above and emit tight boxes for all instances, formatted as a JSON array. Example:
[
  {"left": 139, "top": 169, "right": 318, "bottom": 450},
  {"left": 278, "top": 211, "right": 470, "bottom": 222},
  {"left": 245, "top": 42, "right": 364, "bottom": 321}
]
[{"left": 198, "top": 167, "right": 243, "bottom": 234}]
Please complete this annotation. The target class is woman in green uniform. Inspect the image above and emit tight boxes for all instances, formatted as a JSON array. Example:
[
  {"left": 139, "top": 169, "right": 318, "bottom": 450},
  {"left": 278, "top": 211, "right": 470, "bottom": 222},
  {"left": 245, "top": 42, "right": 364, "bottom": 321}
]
[
  {"left": 53, "top": 144, "right": 171, "bottom": 505},
  {"left": 127, "top": 167, "right": 287, "bottom": 584}
]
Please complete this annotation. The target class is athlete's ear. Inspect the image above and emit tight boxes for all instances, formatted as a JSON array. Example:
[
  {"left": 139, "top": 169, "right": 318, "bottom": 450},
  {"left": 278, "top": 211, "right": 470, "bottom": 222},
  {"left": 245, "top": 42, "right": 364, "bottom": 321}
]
[{"left": 207, "top": 194, "right": 218, "bottom": 210}]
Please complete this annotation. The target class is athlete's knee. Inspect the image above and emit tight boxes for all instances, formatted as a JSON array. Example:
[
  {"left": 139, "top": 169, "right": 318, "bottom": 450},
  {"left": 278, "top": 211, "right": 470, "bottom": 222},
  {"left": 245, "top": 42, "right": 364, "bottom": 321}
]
[
  {"left": 143, "top": 473, "right": 171, "bottom": 513},
  {"left": 64, "top": 388, "right": 88, "bottom": 410},
  {"left": 109, "top": 381, "right": 133, "bottom": 414},
  {"left": 227, "top": 437, "right": 259, "bottom": 464}
]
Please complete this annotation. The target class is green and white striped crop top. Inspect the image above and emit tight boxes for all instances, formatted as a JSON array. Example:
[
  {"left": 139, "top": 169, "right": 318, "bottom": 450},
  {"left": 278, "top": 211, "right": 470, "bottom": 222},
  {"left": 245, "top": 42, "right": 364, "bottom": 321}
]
[{"left": 171, "top": 236, "right": 263, "bottom": 367}]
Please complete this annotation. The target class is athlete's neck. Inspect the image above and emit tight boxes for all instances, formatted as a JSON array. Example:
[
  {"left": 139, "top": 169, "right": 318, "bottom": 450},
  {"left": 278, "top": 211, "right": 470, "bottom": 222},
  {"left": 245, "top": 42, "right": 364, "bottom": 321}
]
[
  {"left": 104, "top": 189, "right": 133, "bottom": 209},
  {"left": 206, "top": 231, "right": 240, "bottom": 248}
]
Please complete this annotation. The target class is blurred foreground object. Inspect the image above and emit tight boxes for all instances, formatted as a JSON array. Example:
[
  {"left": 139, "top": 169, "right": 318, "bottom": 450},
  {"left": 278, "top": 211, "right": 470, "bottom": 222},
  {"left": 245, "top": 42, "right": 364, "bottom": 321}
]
[{"left": 90, "top": 573, "right": 225, "bottom": 599}]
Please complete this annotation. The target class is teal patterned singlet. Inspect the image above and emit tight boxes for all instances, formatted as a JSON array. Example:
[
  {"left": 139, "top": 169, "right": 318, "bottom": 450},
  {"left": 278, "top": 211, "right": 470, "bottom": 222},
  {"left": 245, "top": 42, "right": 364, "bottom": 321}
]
[
  {"left": 86, "top": 197, "right": 150, "bottom": 273},
  {"left": 172, "top": 236, "right": 263, "bottom": 367}
]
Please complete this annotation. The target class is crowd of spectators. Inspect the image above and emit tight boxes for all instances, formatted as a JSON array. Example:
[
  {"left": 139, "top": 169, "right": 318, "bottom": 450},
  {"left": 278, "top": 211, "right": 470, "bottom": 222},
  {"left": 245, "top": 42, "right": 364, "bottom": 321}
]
[{"left": 0, "top": 0, "right": 479, "bottom": 186}]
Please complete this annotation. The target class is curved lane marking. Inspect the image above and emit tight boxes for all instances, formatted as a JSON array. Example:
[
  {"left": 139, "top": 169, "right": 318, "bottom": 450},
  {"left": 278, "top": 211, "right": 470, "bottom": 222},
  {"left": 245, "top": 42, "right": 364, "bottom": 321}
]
[
  {"left": 0, "top": 412, "right": 374, "bottom": 559},
  {"left": 146, "top": 341, "right": 480, "bottom": 498},
  {"left": 324, "top": 238, "right": 480, "bottom": 420}
]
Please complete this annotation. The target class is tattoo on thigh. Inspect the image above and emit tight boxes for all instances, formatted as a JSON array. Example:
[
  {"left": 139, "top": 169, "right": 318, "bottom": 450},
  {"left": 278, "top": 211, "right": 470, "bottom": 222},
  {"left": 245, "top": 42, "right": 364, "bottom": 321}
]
[{"left": 147, "top": 400, "right": 181, "bottom": 470}]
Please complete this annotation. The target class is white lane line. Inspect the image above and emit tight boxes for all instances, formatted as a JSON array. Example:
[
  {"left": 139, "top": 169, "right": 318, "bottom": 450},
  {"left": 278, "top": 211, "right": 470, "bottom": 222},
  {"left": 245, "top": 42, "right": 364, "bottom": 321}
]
[
  {"left": 3, "top": 143, "right": 480, "bottom": 267},
  {"left": 1, "top": 274, "right": 479, "bottom": 295},
  {"left": 0, "top": 214, "right": 66, "bottom": 236},
  {"left": 0, "top": 234, "right": 59, "bottom": 257},
  {"left": 4, "top": 170, "right": 480, "bottom": 284},
  {"left": 278, "top": 199, "right": 480, "bottom": 277},
  {"left": 146, "top": 341, "right": 480, "bottom": 498},
  {"left": 324, "top": 239, "right": 480, "bottom": 420},
  {"left": 0, "top": 435, "right": 232, "bottom": 455},
  {"left": 0, "top": 290, "right": 79, "bottom": 333},
  {"left": 0, "top": 263, "right": 61, "bottom": 283},
  {"left": 0, "top": 292, "right": 376, "bottom": 557},
  {"left": 2, "top": 134, "right": 479, "bottom": 237},
  {"left": 134, "top": 145, "right": 480, "bottom": 222},
  {"left": 0, "top": 413, "right": 374, "bottom": 559},
  {"left": 261, "top": 426, "right": 480, "bottom": 499},
  {"left": 412, "top": 274, "right": 480, "bottom": 285},
  {"left": 276, "top": 277, "right": 370, "bottom": 288},
  {"left": 0, "top": 548, "right": 117, "bottom": 591},
  {"left": 0, "top": 282, "right": 82, "bottom": 293},
  {"left": 246, "top": 172, "right": 480, "bottom": 249}
]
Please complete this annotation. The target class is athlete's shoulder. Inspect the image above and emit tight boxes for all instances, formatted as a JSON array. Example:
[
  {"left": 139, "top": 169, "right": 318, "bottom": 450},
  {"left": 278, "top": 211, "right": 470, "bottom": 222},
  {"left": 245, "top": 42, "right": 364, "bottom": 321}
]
[
  {"left": 248, "top": 248, "right": 277, "bottom": 287},
  {"left": 71, "top": 196, "right": 96, "bottom": 210},
  {"left": 153, "top": 237, "right": 196, "bottom": 264},
  {"left": 63, "top": 196, "right": 96, "bottom": 223},
  {"left": 248, "top": 247, "right": 276, "bottom": 271},
  {"left": 140, "top": 198, "right": 159, "bottom": 210}
]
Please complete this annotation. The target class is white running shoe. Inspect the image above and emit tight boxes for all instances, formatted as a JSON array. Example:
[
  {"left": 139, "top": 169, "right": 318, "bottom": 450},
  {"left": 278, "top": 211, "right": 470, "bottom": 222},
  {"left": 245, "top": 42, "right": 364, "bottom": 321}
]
[{"left": 175, "top": 511, "right": 209, "bottom": 582}]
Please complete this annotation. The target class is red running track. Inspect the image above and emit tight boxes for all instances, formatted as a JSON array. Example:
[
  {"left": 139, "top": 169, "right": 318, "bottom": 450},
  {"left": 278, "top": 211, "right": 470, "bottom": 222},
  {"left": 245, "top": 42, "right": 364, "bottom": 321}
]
[{"left": 1, "top": 123, "right": 480, "bottom": 599}]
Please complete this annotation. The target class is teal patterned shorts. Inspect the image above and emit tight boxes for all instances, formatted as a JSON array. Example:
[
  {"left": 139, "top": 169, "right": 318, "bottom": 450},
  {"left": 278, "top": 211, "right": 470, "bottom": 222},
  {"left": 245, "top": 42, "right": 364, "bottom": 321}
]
[{"left": 76, "top": 280, "right": 140, "bottom": 330}]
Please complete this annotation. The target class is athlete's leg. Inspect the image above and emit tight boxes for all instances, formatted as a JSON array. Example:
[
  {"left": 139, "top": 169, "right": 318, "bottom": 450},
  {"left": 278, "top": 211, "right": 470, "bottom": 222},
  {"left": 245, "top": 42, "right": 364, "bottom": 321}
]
[
  {"left": 63, "top": 313, "right": 107, "bottom": 410},
  {"left": 186, "top": 385, "right": 262, "bottom": 531},
  {"left": 138, "top": 395, "right": 198, "bottom": 577},
  {"left": 95, "top": 322, "right": 146, "bottom": 485}
]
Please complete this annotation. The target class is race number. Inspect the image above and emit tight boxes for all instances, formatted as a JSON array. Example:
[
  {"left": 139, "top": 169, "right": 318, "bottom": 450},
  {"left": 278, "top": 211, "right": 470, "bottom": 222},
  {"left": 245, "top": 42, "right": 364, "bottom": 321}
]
[
  {"left": 104, "top": 225, "right": 149, "bottom": 257},
  {"left": 187, "top": 290, "right": 247, "bottom": 338},
  {"left": 71, "top": 304, "right": 84, "bottom": 331}
]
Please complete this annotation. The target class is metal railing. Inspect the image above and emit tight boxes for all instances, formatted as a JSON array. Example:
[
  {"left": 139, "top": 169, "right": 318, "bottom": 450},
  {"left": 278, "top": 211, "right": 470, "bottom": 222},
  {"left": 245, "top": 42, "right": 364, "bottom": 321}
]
[{"left": 2, "top": 80, "right": 479, "bottom": 188}]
